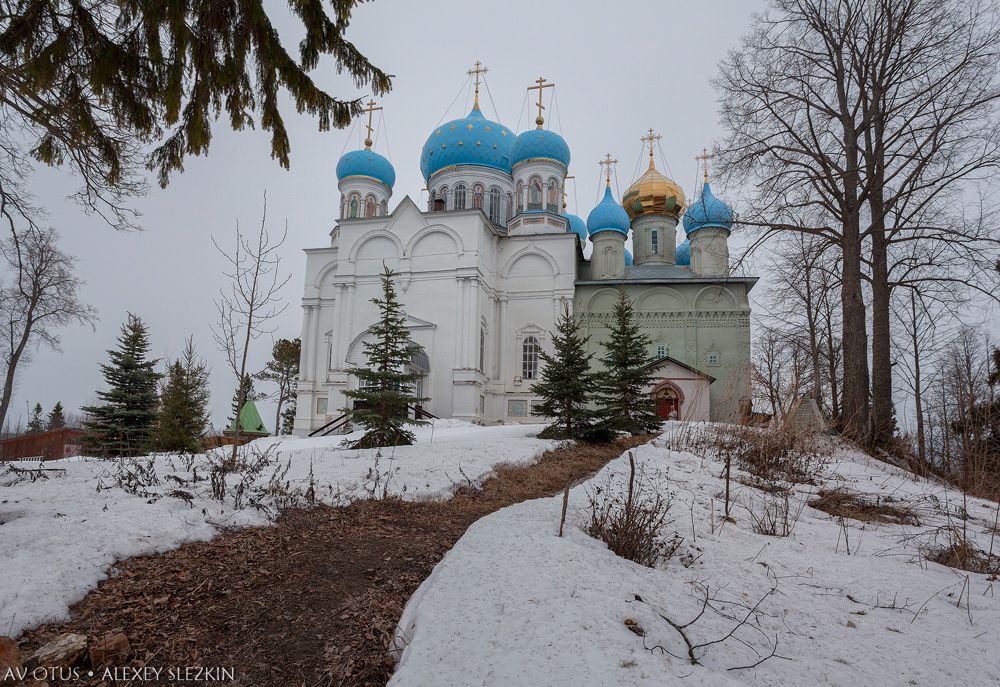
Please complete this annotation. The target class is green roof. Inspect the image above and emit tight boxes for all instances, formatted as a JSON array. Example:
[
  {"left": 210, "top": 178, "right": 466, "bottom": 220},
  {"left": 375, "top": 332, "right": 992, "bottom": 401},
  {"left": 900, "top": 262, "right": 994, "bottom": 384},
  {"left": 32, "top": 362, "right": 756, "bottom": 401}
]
[{"left": 226, "top": 399, "right": 269, "bottom": 435}]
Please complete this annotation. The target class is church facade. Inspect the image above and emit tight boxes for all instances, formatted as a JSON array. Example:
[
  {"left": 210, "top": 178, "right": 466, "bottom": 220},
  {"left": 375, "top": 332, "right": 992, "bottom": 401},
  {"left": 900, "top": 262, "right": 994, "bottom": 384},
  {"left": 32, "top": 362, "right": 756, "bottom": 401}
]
[{"left": 292, "top": 73, "right": 755, "bottom": 434}]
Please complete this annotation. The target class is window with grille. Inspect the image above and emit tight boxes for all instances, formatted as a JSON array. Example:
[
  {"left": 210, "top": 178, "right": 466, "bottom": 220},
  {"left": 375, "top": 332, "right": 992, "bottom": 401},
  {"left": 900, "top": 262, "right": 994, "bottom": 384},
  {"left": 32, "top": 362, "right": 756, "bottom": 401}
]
[
  {"left": 453, "top": 183, "right": 467, "bottom": 210},
  {"left": 516, "top": 183, "right": 524, "bottom": 214},
  {"left": 489, "top": 186, "right": 503, "bottom": 224},
  {"left": 656, "top": 344, "right": 668, "bottom": 358},
  {"left": 651, "top": 229, "right": 659, "bottom": 254},
  {"left": 706, "top": 351, "right": 721, "bottom": 367},
  {"left": 522, "top": 336, "right": 540, "bottom": 379},
  {"left": 508, "top": 399, "right": 528, "bottom": 417}
]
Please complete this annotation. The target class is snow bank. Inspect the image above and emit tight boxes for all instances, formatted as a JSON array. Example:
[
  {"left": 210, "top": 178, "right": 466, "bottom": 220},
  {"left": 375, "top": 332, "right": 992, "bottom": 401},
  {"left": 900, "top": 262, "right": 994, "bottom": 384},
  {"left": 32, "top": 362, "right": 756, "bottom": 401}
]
[
  {"left": 390, "top": 429, "right": 1000, "bottom": 686},
  {"left": 0, "top": 421, "right": 556, "bottom": 638}
]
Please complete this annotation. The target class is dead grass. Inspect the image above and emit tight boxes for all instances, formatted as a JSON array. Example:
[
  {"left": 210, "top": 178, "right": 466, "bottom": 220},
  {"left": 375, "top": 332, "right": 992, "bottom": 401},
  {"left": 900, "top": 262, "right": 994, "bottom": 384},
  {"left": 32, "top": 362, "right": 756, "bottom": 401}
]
[
  {"left": 586, "top": 451, "right": 676, "bottom": 567},
  {"left": 809, "top": 488, "right": 920, "bottom": 526},
  {"left": 923, "top": 524, "right": 1000, "bottom": 575},
  {"left": 743, "top": 491, "right": 804, "bottom": 537}
]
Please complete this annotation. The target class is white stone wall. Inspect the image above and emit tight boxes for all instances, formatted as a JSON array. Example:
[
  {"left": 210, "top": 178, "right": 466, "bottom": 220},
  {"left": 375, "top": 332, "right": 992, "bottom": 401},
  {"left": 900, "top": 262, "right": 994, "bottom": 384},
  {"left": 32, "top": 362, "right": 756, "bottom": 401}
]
[{"left": 293, "top": 195, "right": 577, "bottom": 434}]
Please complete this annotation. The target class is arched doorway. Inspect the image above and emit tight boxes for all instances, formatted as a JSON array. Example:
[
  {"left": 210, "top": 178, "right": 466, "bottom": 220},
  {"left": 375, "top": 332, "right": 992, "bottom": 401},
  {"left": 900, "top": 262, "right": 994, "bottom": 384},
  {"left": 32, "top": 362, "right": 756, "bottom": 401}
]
[{"left": 653, "top": 383, "right": 683, "bottom": 420}]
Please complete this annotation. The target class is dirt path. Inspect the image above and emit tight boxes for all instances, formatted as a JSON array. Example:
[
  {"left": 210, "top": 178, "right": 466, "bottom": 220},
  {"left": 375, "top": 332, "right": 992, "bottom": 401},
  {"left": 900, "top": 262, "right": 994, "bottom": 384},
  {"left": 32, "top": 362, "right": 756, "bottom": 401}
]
[{"left": 19, "top": 436, "right": 651, "bottom": 687}]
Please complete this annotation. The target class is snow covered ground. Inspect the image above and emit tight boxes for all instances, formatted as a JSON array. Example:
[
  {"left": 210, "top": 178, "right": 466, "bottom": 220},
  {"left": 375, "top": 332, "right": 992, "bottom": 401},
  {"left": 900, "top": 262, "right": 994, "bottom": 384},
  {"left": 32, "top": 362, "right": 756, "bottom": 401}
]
[
  {"left": 391, "top": 423, "right": 1000, "bottom": 686},
  {"left": 0, "top": 420, "right": 557, "bottom": 638}
]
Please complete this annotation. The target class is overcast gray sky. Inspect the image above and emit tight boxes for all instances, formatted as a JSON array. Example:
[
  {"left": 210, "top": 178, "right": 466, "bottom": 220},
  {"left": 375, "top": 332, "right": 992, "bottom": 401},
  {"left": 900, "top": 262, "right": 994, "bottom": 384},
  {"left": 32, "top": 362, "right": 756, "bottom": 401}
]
[{"left": 11, "top": 0, "right": 776, "bottom": 430}]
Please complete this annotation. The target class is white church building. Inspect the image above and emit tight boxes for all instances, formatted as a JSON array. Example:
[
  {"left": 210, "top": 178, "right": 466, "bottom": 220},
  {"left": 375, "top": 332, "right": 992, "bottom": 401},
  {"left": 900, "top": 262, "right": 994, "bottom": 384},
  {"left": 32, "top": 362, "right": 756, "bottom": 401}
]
[{"left": 293, "top": 70, "right": 756, "bottom": 434}]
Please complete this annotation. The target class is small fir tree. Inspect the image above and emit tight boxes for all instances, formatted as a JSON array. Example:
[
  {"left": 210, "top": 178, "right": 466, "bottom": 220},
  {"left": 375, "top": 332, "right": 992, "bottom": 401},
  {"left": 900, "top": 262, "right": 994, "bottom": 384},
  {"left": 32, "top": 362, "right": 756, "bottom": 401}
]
[
  {"left": 157, "top": 337, "right": 211, "bottom": 452},
  {"left": 532, "top": 306, "right": 598, "bottom": 438},
  {"left": 26, "top": 403, "right": 44, "bottom": 433},
  {"left": 343, "top": 265, "right": 428, "bottom": 448},
  {"left": 593, "top": 290, "right": 660, "bottom": 435},
  {"left": 82, "top": 314, "right": 162, "bottom": 456},
  {"left": 256, "top": 338, "right": 300, "bottom": 436},
  {"left": 47, "top": 402, "right": 66, "bottom": 430}
]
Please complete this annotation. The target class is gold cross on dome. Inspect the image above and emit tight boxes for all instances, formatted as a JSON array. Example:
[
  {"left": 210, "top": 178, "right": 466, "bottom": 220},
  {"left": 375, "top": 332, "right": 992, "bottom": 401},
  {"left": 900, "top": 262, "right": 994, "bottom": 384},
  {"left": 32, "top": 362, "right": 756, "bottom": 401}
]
[
  {"left": 599, "top": 154, "right": 618, "bottom": 186},
  {"left": 641, "top": 128, "right": 662, "bottom": 169},
  {"left": 527, "top": 76, "right": 555, "bottom": 128},
  {"left": 467, "top": 60, "right": 489, "bottom": 108},
  {"left": 695, "top": 147, "right": 715, "bottom": 183},
  {"left": 362, "top": 99, "right": 382, "bottom": 149}
]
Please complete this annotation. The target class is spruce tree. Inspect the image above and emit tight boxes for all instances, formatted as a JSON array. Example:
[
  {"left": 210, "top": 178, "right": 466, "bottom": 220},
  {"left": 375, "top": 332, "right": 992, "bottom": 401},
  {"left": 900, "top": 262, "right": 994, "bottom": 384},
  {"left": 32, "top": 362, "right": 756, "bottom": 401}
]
[
  {"left": 46, "top": 402, "right": 66, "bottom": 430},
  {"left": 532, "top": 307, "right": 597, "bottom": 438},
  {"left": 343, "top": 265, "right": 428, "bottom": 448},
  {"left": 280, "top": 399, "right": 297, "bottom": 436},
  {"left": 593, "top": 290, "right": 660, "bottom": 435},
  {"left": 157, "top": 337, "right": 211, "bottom": 452},
  {"left": 26, "top": 403, "right": 44, "bottom": 433},
  {"left": 82, "top": 314, "right": 162, "bottom": 456}
]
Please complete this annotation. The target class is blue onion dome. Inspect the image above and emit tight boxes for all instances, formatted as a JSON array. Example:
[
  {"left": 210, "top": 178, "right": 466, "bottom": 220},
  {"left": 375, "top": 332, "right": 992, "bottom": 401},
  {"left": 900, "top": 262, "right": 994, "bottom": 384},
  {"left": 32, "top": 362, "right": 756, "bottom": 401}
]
[
  {"left": 624, "top": 248, "right": 634, "bottom": 266},
  {"left": 683, "top": 182, "right": 734, "bottom": 235},
  {"left": 419, "top": 104, "right": 515, "bottom": 181},
  {"left": 587, "top": 185, "right": 630, "bottom": 235},
  {"left": 564, "top": 212, "right": 588, "bottom": 242},
  {"left": 676, "top": 238, "right": 692, "bottom": 266},
  {"left": 336, "top": 148, "right": 396, "bottom": 188},
  {"left": 511, "top": 128, "right": 571, "bottom": 169}
]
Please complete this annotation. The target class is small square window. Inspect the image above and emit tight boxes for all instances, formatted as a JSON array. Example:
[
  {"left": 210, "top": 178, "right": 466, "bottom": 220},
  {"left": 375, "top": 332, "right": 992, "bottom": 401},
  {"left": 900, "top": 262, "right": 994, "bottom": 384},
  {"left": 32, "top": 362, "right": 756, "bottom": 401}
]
[
  {"left": 656, "top": 344, "right": 668, "bottom": 358},
  {"left": 316, "top": 397, "right": 329, "bottom": 415},
  {"left": 706, "top": 352, "right": 721, "bottom": 367},
  {"left": 508, "top": 399, "right": 528, "bottom": 417}
]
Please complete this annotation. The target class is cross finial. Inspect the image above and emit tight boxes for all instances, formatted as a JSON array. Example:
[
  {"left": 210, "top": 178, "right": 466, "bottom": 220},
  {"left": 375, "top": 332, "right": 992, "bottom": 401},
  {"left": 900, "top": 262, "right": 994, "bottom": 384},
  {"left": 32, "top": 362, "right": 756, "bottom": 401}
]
[
  {"left": 599, "top": 154, "right": 618, "bottom": 186},
  {"left": 468, "top": 60, "right": 489, "bottom": 108},
  {"left": 695, "top": 147, "right": 715, "bottom": 184},
  {"left": 362, "top": 99, "right": 382, "bottom": 149},
  {"left": 527, "top": 76, "right": 555, "bottom": 128},
  {"left": 640, "top": 128, "right": 662, "bottom": 170}
]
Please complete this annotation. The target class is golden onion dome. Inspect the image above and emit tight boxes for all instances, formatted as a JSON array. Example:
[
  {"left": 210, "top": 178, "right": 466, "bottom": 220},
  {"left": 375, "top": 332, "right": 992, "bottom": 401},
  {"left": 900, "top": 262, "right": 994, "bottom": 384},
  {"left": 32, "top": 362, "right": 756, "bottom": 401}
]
[{"left": 622, "top": 160, "right": 686, "bottom": 220}]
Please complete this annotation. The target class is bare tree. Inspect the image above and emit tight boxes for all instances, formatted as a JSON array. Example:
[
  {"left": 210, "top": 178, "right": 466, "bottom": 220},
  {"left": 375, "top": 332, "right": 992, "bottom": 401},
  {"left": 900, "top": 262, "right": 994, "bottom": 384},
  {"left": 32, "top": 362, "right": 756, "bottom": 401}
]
[
  {"left": 0, "top": 216, "right": 96, "bottom": 430},
  {"left": 212, "top": 193, "right": 290, "bottom": 462},
  {"left": 717, "top": 0, "right": 1000, "bottom": 446}
]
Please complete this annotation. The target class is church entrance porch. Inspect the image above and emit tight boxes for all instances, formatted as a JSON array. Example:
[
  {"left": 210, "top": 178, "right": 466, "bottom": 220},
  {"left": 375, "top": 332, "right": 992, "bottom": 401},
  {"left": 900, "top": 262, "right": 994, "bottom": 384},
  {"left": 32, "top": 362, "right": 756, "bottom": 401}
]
[
  {"left": 645, "top": 355, "right": 715, "bottom": 422},
  {"left": 654, "top": 384, "right": 682, "bottom": 420}
]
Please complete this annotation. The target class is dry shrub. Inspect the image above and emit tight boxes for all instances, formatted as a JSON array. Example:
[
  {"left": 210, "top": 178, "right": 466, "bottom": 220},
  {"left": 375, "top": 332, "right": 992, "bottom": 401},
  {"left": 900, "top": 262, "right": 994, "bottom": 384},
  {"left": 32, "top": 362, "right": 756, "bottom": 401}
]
[
  {"left": 712, "top": 423, "right": 830, "bottom": 484},
  {"left": 587, "top": 452, "right": 675, "bottom": 567},
  {"left": 735, "top": 474, "right": 791, "bottom": 495},
  {"left": 743, "top": 491, "right": 803, "bottom": 537},
  {"left": 924, "top": 525, "right": 1000, "bottom": 575},
  {"left": 809, "top": 488, "right": 919, "bottom": 526}
]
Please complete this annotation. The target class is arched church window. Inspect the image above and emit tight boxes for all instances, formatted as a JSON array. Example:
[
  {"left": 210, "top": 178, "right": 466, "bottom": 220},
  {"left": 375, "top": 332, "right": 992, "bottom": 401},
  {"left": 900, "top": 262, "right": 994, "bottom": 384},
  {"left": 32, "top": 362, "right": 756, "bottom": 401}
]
[
  {"left": 427, "top": 190, "right": 436, "bottom": 212},
  {"left": 340, "top": 195, "right": 347, "bottom": 219},
  {"left": 546, "top": 178, "right": 559, "bottom": 212},
  {"left": 506, "top": 193, "right": 514, "bottom": 222},
  {"left": 488, "top": 186, "right": 502, "bottom": 224},
  {"left": 602, "top": 246, "right": 615, "bottom": 276},
  {"left": 365, "top": 195, "right": 377, "bottom": 217},
  {"left": 651, "top": 229, "right": 659, "bottom": 255},
  {"left": 522, "top": 336, "right": 540, "bottom": 380},
  {"left": 349, "top": 194, "right": 359, "bottom": 218},
  {"left": 528, "top": 177, "right": 543, "bottom": 211},
  {"left": 381, "top": 199, "right": 388, "bottom": 215},
  {"left": 516, "top": 182, "right": 524, "bottom": 214},
  {"left": 454, "top": 183, "right": 467, "bottom": 210},
  {"left": 473, "top": 184, "right": 484, "bottom": 209}
]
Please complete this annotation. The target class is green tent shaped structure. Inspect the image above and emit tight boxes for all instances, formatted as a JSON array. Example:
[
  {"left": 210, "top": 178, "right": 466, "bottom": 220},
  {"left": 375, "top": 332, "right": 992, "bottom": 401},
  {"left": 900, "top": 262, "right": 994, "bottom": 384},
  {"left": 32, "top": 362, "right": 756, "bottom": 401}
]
[{"left": 224, "top": 399, "right": 270, "bottom": 438}]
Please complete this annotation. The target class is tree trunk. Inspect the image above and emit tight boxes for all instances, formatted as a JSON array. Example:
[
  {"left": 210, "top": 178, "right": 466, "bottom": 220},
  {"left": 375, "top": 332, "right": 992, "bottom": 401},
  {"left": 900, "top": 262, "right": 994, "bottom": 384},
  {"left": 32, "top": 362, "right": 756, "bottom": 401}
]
[
  {"left": 839, "top": 203, "right": 871, "bottom": 442},
  {"left": 909, "top": 292, "right": 926, "bottom": 467}
]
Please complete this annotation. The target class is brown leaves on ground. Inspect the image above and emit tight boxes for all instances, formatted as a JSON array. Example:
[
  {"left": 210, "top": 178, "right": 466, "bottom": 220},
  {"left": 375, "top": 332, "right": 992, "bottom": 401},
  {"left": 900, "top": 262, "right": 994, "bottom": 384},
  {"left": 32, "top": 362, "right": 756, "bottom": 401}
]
[
  {"left": 808, "top": 488, "right": 919, "bottom": 526},
  {"left": 18, "top": 435, "right": 651, "bottom": 687}
]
